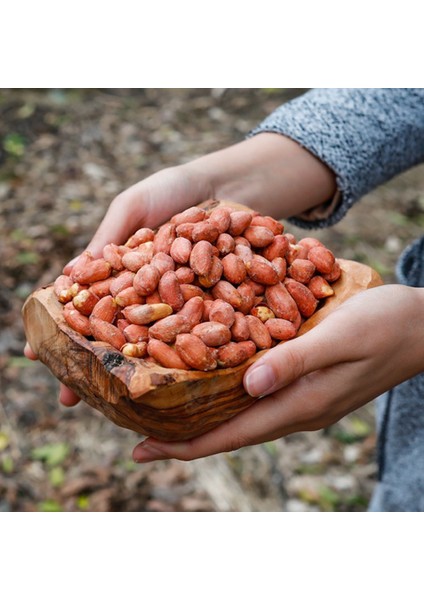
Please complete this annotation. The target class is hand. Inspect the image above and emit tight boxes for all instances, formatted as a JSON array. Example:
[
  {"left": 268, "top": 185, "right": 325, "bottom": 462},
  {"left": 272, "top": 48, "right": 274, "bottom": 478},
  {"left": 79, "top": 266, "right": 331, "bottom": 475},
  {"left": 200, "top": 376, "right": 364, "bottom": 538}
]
[{"left": 132, "top": 285, "right": 424, "bottom": 462}]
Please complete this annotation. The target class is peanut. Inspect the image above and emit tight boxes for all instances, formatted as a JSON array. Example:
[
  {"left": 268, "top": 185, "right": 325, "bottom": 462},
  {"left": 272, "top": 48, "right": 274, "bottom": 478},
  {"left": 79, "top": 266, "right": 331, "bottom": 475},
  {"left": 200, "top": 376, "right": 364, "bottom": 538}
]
[
  {"left": 158, "top": 271, "right": 184, "bottom": 312},
  {"left": 308, "top": 246, "right": 335, "bottom": 274},
  {"left": 170, "top": 237, "right": 192, "bottom": 264},
  {"left": 211, "top": 280, "right": 242, "bottom": 310},
  {"left": 192, "top": 322, "right": 231, "bottom": 347},
  {"left": 230, "top": 312, "right": 250, "bottom": 342},
  {"left": 308, "top": 275, "right": 335, "bottom": 299},
  {"left": 217, "top": 341, "right": 256, "bottom": 368},
  {"left": 228, "top": 211, "right": 253, "bottom": 236},
  {"left": 198, "top": 256, "right": 223, "bottom": 288},
  {"left": 250, "top": 306, "right": 275, "bottom": 322},
  {"left": 245, "top": 315, "right": 272, "bottom": 349},
  {"left": 114, "top": 286, "right": 144, "bottom": 308},
  {"left": 246, "top": 256, "right": 279, "bottom": 286},
  {"left": 216, "top": 232, "right": 235, "bottom": 255},
  {"left": 243, "top": 225, "right": 274, "bottom": 248},
  {"left": 149, "top": 314, "right": 191, "bottom": 343},
  {"left": 122, "top": 342, "right": 148, "bottom": 358},
  {"left": 177, "top": 295, "right": 204, "bottom": 328},
  {"left": 175, "top": 266, "right": 195, "bottom": 284},
  {"left": 103, "top": 243, "right": 123, "bottom": 270},
  {"left": 153, "top": 223, "right": 176, "bottom": 255},
  {"left": 221, "top": 253, "right": 247, "bottom": 285},
  {"left": 208, "top": 299, "right": 235, "bottom": 327},
  {"left": 265, "top": 318, "right": 297, "bottom": 340},
  {"left": 122, "top": 303, "right": 173, "bottom": 325},
  {"left": 91, "top": 295, "right": 119, "bottom": 323},
  {"left": 123, "top": 324, "right": 149, "bottom": 344},
  {"left": 109, "top": 270, "right": 135, "bottom": 297},
  {"left": 175, "top": 334, "right": 217, "bottom": 371},
  {"left": 147, "top": 339, "right": 191, "bottom": 370},
  {"left": 54, "top": 275, "right": 74, "bottom": 304},
  {"left": 191, "top": 220, "right": 220, "bottom": 244},
  {"left": 288, "top": 258, "right": 316, "bottom": 284},
  {"left": 133, "top": 264, "right": 161, "bottom": 296},
  {"left": 190, "top": 240, "right": 214, "bottom": 276},
  {"left": 90, "top": 317, "right": 126, "bottom": 351},
  {"left": 250, "top": 215, "right": 284, "bottom": 235},
  {"left": 265, "top": 282, "right": 300, "bottom": 321},
  {"left": 63, "top": 303, "right": 92, "bottom": 336},
  {"left": 72, "top": 289, "right": 99, "bottom": 316},
  {"left": 125, "top": 227, "right": 155, "bottom": 248},
  {"left": 262, "top": 234, "right": 289, "bottom": 261},
  {"left": 208, "top": 206, "right": 231, "bottom": 234},
  {"left": 170, "top": 207, "right": 206, "bottom": 227},
  {"left": 150, "top": 252, "right": 175, "bottom": 277},
  {"left": 284, "top": 279, "right": 318, "bottom": 317},
  {"left": 72, "top": 258, "right": 112, "bottom": 285}
]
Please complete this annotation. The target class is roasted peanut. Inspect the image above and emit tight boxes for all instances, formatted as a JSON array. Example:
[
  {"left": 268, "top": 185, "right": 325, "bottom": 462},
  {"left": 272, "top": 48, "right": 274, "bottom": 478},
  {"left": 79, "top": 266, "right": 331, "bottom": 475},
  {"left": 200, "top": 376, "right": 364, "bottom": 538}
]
[{"left": 175, "top": 334, "right": 217, "bottom": 371}]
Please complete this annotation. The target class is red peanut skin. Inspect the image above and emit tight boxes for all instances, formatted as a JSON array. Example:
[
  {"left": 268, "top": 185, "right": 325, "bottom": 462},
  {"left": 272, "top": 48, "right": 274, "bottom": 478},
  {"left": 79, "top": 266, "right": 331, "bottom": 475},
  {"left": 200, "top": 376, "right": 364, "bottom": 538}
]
[
  {"left": 216, "top": 233, "right": 235, "bottom": 255},
  {"left": 221, "top": 253, "right": 247, "bottom": 285},
  {"left": 72, "top": 258, "right": 112, "bottom": 284},
  {"left": 90, "top": 295, "right": 118, "bottom": 323},
  {"left": 89, "top": 277, "right": 114, "bottom": 299},
  {"left": 191, "top": 322, "right": 232, "bottom": 347},
  {"left": 308, "top": 275, "right": 335, "bottom": 299},
  {"left": 243, "top": 225, "right": 274, "bottom": 248},
  {"left": 114, "top": 286, "right": 144, "bottom": 308},
  {"left": 177, "top": 296, "right": 204, "bottom": 327},
  {"left": 236, "top": 282, "right": 256, "bottom": 315},
  {"left": 63, "top": 303, "right": 92, "bottom": 336},
  {"left": 208, "top": 299, "right": 236, "bottom": 328},
  {"left": 158, "top": 271, "right": 184, "bottom": 311},
  {"left": 323, "top": 261, "right": 341, "bottom": 282},
  {"left": 212, "top": 280, "right": 242, "bottom": 309},
  {"left": 133, "top": 264, "right": 161, "bottom": 296},
  {"left": 125, "top": 227, "right": 155, "bottom": 248},
  {"left": 109, "top": 271, "right": 135, "bottom": 297},
  {"left": 284, "top": 279, "right": 318, "bottom": 318},
  {"left": 246, "top": 257, "right": 279, "bottom": 286},
  {"left": 72, "top": 289, "right": 99, "bottom": 316},
  {"left": 148, "top": 314, "right": 191, "bottom": 343},
  {"left": 121, "top": 342, "right": 148, "bottom": 358},
  {"left": 191, "top": 221, "right": 220, "bottom": 243},
  {"left": 153, "top": 223, "right": 176, "bottom": 255},
  {"left": 122, "top": 248, "right": 153, "bottom": 272},
  {"left": 230, "top": 312, "right": 250, "bottom": 342},
  {"left": 228, "top": 211, "right": 253, "bottom": 236},
  {"left": 170, "top": 237, "right": 192, "bottom": 264},
  {"left": 217, "top": 341, "right": 256, "bottom": 368},
  {"left": 180, "top": 284, "right": 205, "bottom": 302},
  {"left": 262, "top": 235, "right": 289, "bottom": 261},
  {"left": 265, "top": 282, "right": 300, "bottom": 321},
  {"left": 250, "top": 215, "right": 284, "bottom": 235},
  {"left": 103, "top": 243, "right": 123, "bottom": 270},
  {"left": 147, "top": 339, "right": 191, "bottom": 370},
  {"left": 245, "top": 315, "right": 272, "bottom": 349},
  {"left": 54, "top": 275, "right": 74, "bottom": 301},
  {"left": 170, "top": 207, "right": 206, "bottom": 226},
  {"left": 265, "top": 318, "right": 297, "bottom": 341},
  {"left": 190, "top": 240, "right": 214, "bottom": 276},
  {"left": 122, "top": 303, "right": 173, "bottom": 325},
  {"left": 271, "top": 257, "right": 287, "bottom": 281},
  {"left": 89, "top": 317, "right": 126, "bottom": 351},
  {"left": 288, "top": 258, "right": 316, "bottom": 284},
  {"left": 308, "top": 246, "right": 335, "bottom": 274},
  {"left": 198, "top": 256, "right": 223, "bottom": 288},
  {"left": 208, "top": 206, "right": 231, "bottom": 234},
  {"left": 175, "top": 334, "right": 217, "bottom": 371},
  {"left": 123, "top": 324, "right": 149, "bottom": 344},
  {"left": 175, "top": 222, "right": 195, "bottom": 241},
  {"left": 175, "top": 266, "right": 195, "bottom": 284},
  {"left": 150, "top": 252, "right": 175, "bottom": 276}
]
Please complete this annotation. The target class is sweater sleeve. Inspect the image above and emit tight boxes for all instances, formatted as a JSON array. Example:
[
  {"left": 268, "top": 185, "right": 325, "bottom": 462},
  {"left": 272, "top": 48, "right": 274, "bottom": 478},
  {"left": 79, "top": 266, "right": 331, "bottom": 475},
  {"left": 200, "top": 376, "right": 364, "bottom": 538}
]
[{"left": 249, "top": 88, "right": 424, "bottom": 229}]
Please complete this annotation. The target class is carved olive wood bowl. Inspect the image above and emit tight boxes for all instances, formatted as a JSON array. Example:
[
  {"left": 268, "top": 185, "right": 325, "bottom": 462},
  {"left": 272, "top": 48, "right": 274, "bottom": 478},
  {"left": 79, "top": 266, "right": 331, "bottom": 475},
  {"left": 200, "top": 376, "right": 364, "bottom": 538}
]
[
  {"left": 22, "top": 199, "right": 383, "bottom": 441},
  {"left": 22, "top": 258, "right": 382, "bottom": 441}
]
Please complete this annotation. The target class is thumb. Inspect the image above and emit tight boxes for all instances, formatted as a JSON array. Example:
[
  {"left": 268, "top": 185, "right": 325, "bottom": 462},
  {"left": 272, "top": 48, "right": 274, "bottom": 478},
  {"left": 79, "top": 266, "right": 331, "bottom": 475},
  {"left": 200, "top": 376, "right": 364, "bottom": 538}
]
[{"left": 243, "top": 311, "right": 354, "bottom": 398}]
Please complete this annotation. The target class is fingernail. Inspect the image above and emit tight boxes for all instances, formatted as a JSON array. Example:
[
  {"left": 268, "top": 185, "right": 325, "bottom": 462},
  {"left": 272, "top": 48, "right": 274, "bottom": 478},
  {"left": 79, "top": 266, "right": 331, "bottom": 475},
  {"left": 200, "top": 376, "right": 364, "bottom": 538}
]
[
  {"left": 133, "top": 443, "right": 167, "bottom": 463},
  {"left": 245, "top": 364, "right": 276, "bottom": 397}
]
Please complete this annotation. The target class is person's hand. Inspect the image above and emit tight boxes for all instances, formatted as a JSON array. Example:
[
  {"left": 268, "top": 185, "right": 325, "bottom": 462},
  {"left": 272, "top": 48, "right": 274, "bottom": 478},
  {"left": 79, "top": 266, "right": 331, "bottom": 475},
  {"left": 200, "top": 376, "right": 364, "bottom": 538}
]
[
  {"left": 132, "top": 284, "right": 424, "bottom": 462},
  {"left": 24, "top": 133, "right": 337, "bottom": 409}
]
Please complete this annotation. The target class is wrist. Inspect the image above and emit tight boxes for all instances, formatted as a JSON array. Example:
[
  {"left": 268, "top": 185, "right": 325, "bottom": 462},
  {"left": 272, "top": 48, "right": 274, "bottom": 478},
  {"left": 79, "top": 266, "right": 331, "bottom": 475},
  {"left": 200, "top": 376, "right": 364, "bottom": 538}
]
[{"left": 187, "top": 133, "right": 337, "bottom": 219}]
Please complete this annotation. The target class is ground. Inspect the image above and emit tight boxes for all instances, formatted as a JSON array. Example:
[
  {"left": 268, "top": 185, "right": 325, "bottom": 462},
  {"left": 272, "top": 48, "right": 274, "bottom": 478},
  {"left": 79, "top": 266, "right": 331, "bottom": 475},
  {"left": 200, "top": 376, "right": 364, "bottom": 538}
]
[{"left": 1, "top": 88, "right": 423, "bottom": 512}]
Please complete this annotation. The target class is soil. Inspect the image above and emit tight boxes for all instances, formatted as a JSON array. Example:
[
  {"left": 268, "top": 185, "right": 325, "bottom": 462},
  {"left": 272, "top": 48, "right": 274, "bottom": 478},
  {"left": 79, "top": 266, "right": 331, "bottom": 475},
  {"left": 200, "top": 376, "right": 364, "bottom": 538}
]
[{"left": 1, "top": 88, "right": 423, "bottom": 512}]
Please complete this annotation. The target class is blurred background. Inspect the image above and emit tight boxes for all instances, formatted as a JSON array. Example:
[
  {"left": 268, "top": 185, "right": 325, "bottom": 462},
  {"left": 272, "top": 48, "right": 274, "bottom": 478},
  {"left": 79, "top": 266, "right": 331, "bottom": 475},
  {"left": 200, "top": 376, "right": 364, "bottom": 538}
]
[{"left": 1, "top": 88, "right": 423, "bottom": 512}]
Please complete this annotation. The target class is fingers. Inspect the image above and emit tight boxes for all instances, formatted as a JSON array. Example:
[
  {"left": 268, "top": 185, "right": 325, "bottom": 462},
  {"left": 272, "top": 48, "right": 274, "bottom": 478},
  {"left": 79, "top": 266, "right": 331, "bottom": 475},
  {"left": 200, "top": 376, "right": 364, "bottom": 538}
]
[
  {"left": 59, "top": 384, "right": 81, "bottom": 407},
  {"left": 243, "top": 307, "right": 362, "bottom": 398},
  {"left": 24, "top": 342, "right": 37, "bottom": 360}
]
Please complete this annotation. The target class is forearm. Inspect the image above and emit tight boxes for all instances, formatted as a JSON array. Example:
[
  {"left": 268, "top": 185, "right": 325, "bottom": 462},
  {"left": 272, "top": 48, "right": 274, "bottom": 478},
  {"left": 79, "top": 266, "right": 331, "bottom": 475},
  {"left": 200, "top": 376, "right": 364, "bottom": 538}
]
[{"left": 187, "top": 133, "right": 337, "bottom": 220}]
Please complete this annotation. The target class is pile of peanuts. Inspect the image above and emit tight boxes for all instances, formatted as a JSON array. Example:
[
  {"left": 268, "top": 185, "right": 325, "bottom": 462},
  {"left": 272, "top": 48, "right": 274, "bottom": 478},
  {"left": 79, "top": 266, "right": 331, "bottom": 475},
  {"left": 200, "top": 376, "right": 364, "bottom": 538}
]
[{"left": 53, "top": 205, "right": 340, "bottom": 371}]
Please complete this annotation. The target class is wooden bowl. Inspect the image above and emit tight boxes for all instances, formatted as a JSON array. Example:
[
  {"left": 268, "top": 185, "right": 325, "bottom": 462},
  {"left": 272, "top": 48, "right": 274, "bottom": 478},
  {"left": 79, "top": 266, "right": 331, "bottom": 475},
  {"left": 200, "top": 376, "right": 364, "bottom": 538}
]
[{"left": 22, "top": 257, "right": 382, "bottom": 441}]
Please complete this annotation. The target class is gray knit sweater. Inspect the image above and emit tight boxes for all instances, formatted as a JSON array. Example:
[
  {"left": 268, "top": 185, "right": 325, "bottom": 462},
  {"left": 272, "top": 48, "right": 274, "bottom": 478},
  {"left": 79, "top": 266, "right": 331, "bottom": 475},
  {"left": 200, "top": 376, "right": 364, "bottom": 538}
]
[{"left": 251, "top": 88, "right": 424, "bottom": 512}]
